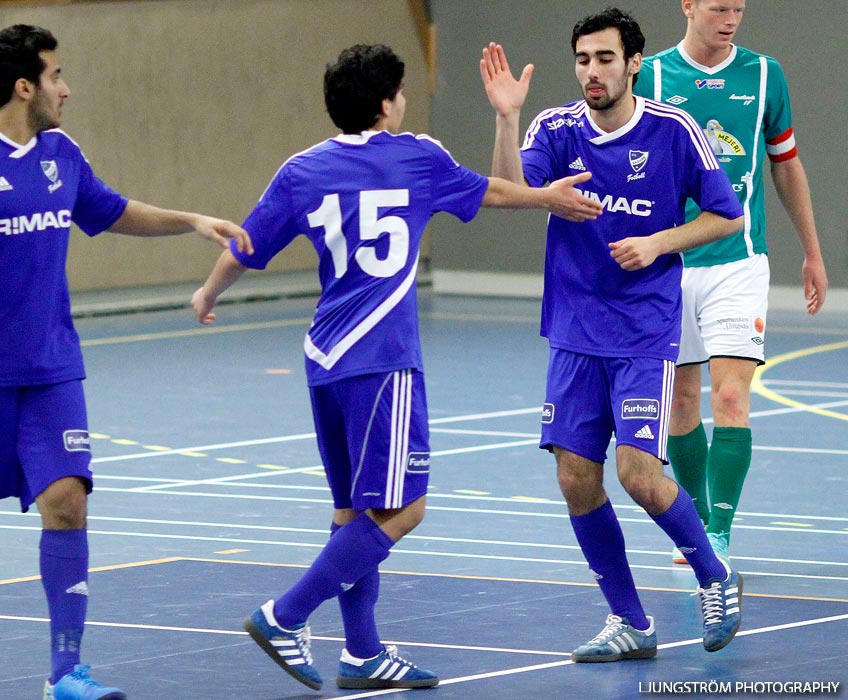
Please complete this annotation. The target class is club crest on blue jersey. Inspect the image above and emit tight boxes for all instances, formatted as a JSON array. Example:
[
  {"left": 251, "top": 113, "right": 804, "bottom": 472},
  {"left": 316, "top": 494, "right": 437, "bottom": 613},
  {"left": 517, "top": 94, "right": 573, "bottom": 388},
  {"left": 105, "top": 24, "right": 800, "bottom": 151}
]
[
  {"left": 41, "top": 159, "right": 63, "bottom": 193},
  {"left": 629, "top": 150, "right": 649, "bottom": 173},
  {"left": 63, "top": 429, "right": 90, "bottom": 452},
  {"left": 621, "top": 399, "right": 659, "bottom": 421},
  {"left": 407, "top": 452, "right": 430, "bottom": 474}
]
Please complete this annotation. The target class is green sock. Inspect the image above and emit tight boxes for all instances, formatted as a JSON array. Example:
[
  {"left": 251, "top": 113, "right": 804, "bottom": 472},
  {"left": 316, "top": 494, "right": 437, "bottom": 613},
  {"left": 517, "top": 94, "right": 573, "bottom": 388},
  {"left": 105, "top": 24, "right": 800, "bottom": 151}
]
[
  {"left": 706, "top": 426, "right": 753, "bottom": 541},
  {"left": 667, "top": 422, "right": 710, "bottom": 525}
]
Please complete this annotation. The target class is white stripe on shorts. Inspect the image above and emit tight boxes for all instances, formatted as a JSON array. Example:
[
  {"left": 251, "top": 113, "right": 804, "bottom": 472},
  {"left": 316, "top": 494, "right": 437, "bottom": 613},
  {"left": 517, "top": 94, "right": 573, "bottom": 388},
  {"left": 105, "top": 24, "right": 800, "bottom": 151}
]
[
  {"left": 659, "top": 360, "right": 675, "bottom": 462},
  {"left": 385, "top": 370, "right": 412, "bottom": 508}
]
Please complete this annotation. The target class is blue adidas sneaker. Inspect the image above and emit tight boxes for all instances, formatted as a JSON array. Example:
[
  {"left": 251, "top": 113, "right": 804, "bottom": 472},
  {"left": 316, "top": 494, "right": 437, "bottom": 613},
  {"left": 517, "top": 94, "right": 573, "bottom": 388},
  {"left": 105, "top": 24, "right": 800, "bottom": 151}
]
[
  {"left": 336, "top": 645, "right": 439, "bottom": 689},
  {"left": 43, "top": 665, "right": 126, "bottom": 700},
  {"left": 699, "top": 560, "right": 743, "bottom": 652},
  {"left": 572, "top": 614, "right": 657, "bottom": 662},
  {"left": 243, "top": 600, "right": 323, "bottom": 690}
]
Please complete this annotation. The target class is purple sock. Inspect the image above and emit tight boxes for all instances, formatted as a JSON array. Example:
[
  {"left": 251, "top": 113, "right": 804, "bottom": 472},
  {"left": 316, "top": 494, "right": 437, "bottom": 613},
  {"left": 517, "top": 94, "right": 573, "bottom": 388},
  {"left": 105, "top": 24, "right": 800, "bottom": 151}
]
[
  {"left": 651, "top": 487, "right": 726, "bottom": 585},
  {"left": 40, "top": 529, "right": 89, "bottom": 684},
  {"left": 570, "top": 500, "right": 649, "bottom": 630},
  {"left": 274, "top": 513, "right": 392, "bottom": 629},
  {"left": 330, "top": 522, "right": 382, "bottom": 658}
]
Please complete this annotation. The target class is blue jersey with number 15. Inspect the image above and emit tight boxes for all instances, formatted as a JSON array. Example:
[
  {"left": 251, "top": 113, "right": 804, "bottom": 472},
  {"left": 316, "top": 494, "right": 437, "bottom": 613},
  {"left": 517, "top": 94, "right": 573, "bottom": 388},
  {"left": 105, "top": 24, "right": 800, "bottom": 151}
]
[{"left": 233, "top": 130, "right": 489, "bottom": 386}]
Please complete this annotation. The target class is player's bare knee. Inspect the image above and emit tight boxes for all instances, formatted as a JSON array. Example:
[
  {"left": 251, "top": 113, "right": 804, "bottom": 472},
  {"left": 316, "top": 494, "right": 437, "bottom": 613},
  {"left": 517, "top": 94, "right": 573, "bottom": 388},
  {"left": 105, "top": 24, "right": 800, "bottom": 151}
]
[
  {"left": 36, "top": 477, "right": 87, "bottom": 529},
  {"left": 711, "top": 382, "right": 749, "bottom": 425}
]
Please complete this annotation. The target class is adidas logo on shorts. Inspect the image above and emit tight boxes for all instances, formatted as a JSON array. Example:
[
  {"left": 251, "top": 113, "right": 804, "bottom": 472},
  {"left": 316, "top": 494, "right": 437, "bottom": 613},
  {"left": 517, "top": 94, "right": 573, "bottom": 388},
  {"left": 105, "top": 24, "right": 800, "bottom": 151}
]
[{"left": 634, "top": 424, "right": 654, "bottom": 440}]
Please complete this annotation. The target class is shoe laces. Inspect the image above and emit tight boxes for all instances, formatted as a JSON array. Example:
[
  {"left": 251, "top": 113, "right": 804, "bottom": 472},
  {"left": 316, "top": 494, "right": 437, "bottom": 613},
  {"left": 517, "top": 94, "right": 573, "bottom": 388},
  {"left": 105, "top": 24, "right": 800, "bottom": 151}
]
[
  {"left": 590, "top": 614, "right": 628, "bottom": 644},
  {"left": 383, "top": 644, "right": 416, "bottom": 668},
  {"left": 292, "top": 625, "right": 314, "bottom": 665},
  {"left": 697, "top": 581, "right": 725, "bottom": 626},
  {"left": 68, "top": 665, "right": 101, "bottom": 688}
]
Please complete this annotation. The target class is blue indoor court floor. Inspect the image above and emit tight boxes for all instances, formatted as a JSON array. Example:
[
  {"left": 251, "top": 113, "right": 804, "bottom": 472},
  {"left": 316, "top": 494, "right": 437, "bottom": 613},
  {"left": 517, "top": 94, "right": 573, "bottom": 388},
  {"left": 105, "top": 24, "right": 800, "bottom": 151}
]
[{"left": 1, "top": 291, "right": 846, "bottom": 699}]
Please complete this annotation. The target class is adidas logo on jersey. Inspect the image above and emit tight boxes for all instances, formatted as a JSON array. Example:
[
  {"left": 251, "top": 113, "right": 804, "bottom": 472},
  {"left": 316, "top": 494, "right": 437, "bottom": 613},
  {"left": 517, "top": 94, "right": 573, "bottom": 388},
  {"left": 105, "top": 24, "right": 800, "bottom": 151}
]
[
  {"left": 634, "top": 424, "right": 654, "bottom": 440},
  {"left": 66, "top": 581, "right": 89, "bottom": 596},
  {"left": 568, "top": 156, "right": 586, "bottom": 171},
  {"left": 0, "top": 177, "right": 12, "bottom": 191}
]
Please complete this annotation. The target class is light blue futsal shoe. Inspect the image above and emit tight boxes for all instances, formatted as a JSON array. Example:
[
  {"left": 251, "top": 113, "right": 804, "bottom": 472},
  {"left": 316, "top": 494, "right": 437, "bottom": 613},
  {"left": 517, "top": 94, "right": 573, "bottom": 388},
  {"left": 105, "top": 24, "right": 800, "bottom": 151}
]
[{"left": 43, "top": 665, "right": 126, "bottom": 700}]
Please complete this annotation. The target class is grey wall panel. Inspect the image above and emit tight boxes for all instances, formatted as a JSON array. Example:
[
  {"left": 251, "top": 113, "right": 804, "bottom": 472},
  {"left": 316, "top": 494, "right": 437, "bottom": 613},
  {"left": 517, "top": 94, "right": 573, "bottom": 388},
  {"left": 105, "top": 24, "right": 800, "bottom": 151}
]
[
  {"left": 0, "top": 0, "right": 429, "bottom": 290},
  {"left": 430, "top": 0, "right": 847, "bottom": 289}
]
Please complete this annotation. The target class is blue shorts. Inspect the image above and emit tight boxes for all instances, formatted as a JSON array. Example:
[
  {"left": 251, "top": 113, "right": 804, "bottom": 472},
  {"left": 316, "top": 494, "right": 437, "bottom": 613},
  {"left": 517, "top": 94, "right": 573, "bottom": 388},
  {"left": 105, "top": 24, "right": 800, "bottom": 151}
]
[
  {"left": 540, "top": 349, "right": 674, "bottom": 464},
  {"left": 0, "top": 380, "right": 93, "bottom": 513},
  {"left": 309, "top": 369, "right": 430, "bottom": 511}
]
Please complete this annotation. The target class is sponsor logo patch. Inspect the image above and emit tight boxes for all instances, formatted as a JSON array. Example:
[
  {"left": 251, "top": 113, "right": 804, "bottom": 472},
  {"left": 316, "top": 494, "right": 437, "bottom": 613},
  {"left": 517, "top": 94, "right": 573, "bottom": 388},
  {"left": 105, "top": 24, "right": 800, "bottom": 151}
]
[
  {"left": 407, "top": 452, "right": 430, "bottom": 474},
  {"left": 541, "top": 403, "right": 555, "bottom": 424},
  {"left": 695, "top": 78, "right": 725, "bottom": 90},
  {"left": 621, "top": 399, "right": 659, "bottom": 421},
  {"left": 63, "top": 429, "right": 90, "bottom": 452},
  {"left": 577, "top": 189, "right": 652, "bottom": 216}
]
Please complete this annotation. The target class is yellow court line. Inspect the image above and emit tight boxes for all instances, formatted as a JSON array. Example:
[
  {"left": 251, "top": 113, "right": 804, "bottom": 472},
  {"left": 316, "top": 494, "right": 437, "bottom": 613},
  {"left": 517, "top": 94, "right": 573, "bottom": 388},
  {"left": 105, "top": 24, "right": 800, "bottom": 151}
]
[
  {"left": 3, "top": 555, "right": 846, "bottom": 604},
  {"left": 753, "top": 339, "right": 848, "bottom": 421},
  {"left": 174, "top": 557, "right": 848, "bottom": 605},
  {"left": 80, "top": 317, "right": 312, "bottom": 347},
  {"left": 0, "top": 556, "right": 183, "bottom": 586}
]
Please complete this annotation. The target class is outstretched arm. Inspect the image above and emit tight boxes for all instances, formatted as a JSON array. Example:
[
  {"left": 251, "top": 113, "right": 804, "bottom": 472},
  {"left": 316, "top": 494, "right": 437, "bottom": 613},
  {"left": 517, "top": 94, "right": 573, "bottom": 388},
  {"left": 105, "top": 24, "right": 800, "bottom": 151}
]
[
  {"left": 480, "top": 42, "right": 533, "bottom": 183},
  {"left": 771, "top": 157, "right": 828, "bottom": 314},
  {"left": 109, "top": 200, "right": 253, "bottom": 254},
  {"left": 609, "top": 211, "right": 744, "bottom": 271},
  {"left": 483, "top": 172, "right": 602, "bottom": 222},
  {"left": 191, "top": 249, "right": 249, "bottom": 325}
]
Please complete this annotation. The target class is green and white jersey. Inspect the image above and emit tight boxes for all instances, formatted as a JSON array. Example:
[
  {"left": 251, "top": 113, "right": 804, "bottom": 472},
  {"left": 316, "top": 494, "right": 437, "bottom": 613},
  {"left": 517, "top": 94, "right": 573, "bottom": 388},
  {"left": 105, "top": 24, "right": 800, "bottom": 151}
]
[{"left": 635, "top": 43, "right": 796, "bottom": 267}]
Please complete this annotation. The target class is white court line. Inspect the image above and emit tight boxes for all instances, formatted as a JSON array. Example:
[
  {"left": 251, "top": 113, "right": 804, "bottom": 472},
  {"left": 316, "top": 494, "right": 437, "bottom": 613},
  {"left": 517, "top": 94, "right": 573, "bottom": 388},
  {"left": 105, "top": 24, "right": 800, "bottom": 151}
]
[
  {"left": 79, "top": 487, "right": 848, "bottom": 536},
  {"left": 91, "top": 395, "right": 848, "bottom": 467},
  {"left": 92, "top": 432, "right": 317, "bottom": 463},
  {"left": 3, "top": 612, "right": 846, "bottom": 697},
  {"left": 2, "top": 524, "right": 846, "bottom": 581},
  {"left": 91, "top": 407, "right": 541, "bottom": 465},
  {"left": 0, "top": 615, "right": 567, "bottom": 656},
  {"left": 3, "top": 511, "right": 845, "bottom": 569},
  {"left": 120, "top": 439, "right": 539, "bottom": 492}
]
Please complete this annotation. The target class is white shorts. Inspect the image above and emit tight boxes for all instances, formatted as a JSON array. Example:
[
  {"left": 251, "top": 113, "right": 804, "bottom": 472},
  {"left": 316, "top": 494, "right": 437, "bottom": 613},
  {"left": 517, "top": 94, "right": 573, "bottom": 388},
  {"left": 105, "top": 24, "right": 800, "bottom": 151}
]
[{"left": 677, "top": 254, "right": 769, "bottom": 366}]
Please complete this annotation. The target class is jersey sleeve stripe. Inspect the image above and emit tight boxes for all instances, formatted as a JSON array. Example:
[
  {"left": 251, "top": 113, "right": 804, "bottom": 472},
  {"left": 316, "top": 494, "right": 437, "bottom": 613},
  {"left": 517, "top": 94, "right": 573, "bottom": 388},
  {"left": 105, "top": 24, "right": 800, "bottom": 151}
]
[
  {"left": 521, "top": 105, "right": 583, "bottom": 150},
  {"left": 644, "top": 101, "right": 720, "bottom": 170}
]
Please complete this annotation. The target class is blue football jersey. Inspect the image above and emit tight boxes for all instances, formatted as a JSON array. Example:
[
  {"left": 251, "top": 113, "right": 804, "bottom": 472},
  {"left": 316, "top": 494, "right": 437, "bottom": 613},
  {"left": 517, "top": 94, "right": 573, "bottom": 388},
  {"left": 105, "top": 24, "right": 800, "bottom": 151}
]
[
  {"left": 234, "top": 130, "right": 489, "bottom": 385},
  {"left": 521, "top": 96, "right": 743, "bottom": 361},
  {"left": 0, "top": 130, "right": 128, "bottom": 386}
]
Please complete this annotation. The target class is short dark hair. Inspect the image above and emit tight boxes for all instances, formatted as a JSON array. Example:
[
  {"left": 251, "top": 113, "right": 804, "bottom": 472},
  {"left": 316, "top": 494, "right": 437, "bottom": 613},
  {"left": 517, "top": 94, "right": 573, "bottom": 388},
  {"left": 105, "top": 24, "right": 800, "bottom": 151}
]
[
  {"left": 571, "top": 7, "right": 645, "bottom": 85},
  {"left": 324, "top": 44, "right": 404, "bottom": 134},
  {"left": 0, "top": 24, "right": 58, "bottom": 108}
]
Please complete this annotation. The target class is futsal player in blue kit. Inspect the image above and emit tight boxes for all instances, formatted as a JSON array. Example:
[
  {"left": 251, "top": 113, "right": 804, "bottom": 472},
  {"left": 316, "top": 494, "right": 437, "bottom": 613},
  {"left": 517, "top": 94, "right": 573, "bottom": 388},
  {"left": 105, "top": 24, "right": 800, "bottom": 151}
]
[
  {"left": 0, "top": 25, "right": 251, "bottom": 700},
  {"left": 192, "top": 43, "right": 606, "bottom": 691},
  {"left": 481, "top": 8, "right": 747, "bottom": 661}
]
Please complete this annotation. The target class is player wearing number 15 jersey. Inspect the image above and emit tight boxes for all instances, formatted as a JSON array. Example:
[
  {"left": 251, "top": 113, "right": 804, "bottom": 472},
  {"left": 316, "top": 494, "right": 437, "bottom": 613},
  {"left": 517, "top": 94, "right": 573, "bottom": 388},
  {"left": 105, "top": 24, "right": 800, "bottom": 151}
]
[{"left": 192, "top": 43, "right": 605, "bottom": 691}]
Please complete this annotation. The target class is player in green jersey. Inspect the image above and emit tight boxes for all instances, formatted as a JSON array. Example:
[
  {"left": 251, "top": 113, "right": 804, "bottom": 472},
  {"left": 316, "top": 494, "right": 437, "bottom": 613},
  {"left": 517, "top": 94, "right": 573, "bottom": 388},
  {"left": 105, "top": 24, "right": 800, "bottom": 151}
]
[{"left": 634, "top": 0, "right": 828, "bottom": 562}]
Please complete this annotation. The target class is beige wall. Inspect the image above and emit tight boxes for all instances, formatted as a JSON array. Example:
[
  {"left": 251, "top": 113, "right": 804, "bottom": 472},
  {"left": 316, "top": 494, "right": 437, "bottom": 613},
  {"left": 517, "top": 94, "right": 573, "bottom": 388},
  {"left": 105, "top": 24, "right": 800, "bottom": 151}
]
[{"left": 0, "top": 0, "right": 430, "bottom": 290}]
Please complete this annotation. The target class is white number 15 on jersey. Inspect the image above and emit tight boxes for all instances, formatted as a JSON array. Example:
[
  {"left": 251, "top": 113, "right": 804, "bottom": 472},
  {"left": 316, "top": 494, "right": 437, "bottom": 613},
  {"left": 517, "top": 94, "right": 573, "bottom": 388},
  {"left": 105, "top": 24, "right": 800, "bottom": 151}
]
[{"left": 307, "top": 189, "right": 410, "bottom": 279}]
